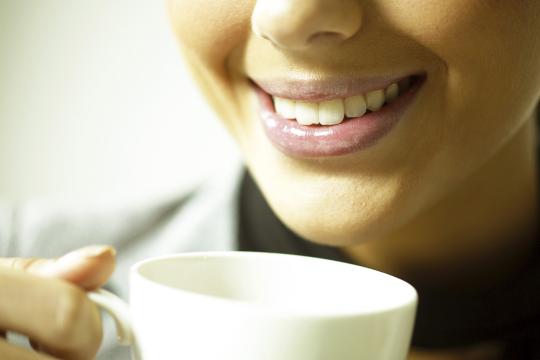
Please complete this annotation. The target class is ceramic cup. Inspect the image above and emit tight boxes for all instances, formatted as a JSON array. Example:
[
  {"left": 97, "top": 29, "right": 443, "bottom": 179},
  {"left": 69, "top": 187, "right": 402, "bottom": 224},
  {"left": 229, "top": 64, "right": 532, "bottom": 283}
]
[{"left": 88, "top": 251, "right": 417, "bottom": 360}]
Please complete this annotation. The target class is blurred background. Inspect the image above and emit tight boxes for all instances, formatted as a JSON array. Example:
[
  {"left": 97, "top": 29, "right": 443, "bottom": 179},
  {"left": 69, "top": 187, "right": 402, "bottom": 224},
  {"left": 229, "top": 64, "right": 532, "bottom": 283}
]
[{"left": 0, "top": 1, "right": 239, "bottom": 205}]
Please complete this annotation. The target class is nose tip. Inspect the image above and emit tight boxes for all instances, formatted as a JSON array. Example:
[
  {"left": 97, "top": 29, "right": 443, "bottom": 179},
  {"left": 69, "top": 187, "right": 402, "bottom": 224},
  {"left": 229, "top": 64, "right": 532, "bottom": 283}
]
[{"left": 252, "top": 0, "right": 363, "bottom": 50}]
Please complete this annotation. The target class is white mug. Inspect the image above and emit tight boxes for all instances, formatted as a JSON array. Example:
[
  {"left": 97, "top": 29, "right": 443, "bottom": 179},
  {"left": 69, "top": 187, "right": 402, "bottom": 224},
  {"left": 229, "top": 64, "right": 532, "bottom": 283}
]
[{"left": 89, "top": 251, "right": 417, "bottom": 360}]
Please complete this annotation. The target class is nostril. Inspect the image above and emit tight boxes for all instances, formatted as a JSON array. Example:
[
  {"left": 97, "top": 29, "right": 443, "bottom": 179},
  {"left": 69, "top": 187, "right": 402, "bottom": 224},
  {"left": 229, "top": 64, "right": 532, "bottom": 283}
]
[
  {"left": 308, "top": 31, "right": 346, "bottom": 44},
  {"left": 251, "top": 0, "right": 363, "bottom": 51}
]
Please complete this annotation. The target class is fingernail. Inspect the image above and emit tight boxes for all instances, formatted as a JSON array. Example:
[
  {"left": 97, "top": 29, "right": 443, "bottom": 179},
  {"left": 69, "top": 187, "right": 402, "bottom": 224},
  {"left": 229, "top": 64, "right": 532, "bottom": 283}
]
[
  {"left": 80, "top": 245, "right": 115, "bottom": 257},
  {"left": 55, "top": 245, "right": 116, "bottom": 268}
]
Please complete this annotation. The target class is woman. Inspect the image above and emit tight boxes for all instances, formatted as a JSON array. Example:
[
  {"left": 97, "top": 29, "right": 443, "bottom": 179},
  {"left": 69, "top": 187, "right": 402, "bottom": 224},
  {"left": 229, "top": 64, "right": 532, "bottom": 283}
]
[{"left": 0, "top": 1, "right": 538, "bottom": 359}]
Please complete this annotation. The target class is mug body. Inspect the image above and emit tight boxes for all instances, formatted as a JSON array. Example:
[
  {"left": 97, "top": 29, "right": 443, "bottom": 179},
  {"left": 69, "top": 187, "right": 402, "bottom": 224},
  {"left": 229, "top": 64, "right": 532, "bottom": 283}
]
[{"left": 129, "top": 251, "right": 417, "bottom": 360}]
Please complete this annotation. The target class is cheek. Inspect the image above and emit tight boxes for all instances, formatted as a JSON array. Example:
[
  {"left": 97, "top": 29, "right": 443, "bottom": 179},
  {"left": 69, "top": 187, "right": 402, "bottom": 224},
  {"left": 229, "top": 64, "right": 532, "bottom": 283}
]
[
  {"left": 167, "top": 0, "right": 255, "bottom": 137},
  {"left": 383, "top": 0, "right": 540, "bottom": 157},
  {"left": 168, "top": 0, "right": 254, "bottom": 67},
  {"left": 378, "top": 0, "right": 540, "bottom": 99}
]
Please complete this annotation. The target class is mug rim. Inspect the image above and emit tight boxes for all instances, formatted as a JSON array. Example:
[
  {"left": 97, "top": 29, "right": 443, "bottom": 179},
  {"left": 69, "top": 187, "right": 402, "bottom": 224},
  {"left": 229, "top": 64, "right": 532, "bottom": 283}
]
[{"left": 129, "top": 251, "right": 418, "bottom": 319}]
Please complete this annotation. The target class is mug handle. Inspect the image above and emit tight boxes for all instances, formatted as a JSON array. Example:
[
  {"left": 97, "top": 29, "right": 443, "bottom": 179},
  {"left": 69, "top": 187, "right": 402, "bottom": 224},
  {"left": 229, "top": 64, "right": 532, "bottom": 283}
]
[{"left": 87, "top": 289, "right": 133, "bottom": 346}]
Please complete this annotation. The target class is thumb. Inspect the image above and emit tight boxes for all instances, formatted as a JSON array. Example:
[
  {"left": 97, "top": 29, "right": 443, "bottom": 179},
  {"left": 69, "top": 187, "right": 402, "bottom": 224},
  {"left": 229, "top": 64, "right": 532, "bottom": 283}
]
[{"left": 0, "top": 245, "right": 116, "bottom": 290}]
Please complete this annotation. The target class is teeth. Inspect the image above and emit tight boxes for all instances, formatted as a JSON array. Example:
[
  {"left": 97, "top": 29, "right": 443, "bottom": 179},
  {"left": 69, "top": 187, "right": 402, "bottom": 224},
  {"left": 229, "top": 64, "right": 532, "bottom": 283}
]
[
  {"left": 344, "top": 94, "right": 367, "bottom": 118},
  {"left": 295, "top": 101, "right": 319, "bottom": 125},
  {"left": 271, "top": 77, "right": 410, "bottom": 126},
  {"left": 319, "top": 99, "right": 344, "bottom": 125},
  {"left": 366, "top": 89, "right": 385, "bottom": 111},
  {"left": 384, "top": 83, "right": 399, "bottom": 104},
  {"left": 274, "top": 97, "right": 296, "bottom": 119}
]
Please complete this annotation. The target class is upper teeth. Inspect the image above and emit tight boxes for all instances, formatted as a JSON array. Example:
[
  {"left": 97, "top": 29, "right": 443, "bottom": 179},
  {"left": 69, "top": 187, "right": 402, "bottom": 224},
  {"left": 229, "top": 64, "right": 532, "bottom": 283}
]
[{"left": 273, "top": 81, "right": 403, "bottom": 126}]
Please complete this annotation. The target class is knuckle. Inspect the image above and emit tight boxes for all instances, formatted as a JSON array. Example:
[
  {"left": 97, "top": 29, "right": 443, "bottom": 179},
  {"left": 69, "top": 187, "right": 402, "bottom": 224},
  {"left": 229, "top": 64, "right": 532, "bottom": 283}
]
[
  {"left": 49, "top": 285, "right": 89, "bottom": 344},
  {"left": 48, "top": 284, "right": 103, "bottom": 357},
  {"left": 50, "top": 286, "right": 84, "bottom": 342}
]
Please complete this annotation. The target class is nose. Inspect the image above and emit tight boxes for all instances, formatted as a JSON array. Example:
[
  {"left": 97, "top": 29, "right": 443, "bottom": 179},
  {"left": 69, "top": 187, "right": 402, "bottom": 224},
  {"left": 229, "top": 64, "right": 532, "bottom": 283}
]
[{"left": 251, "top": 0, "right": 363, "bottom": 50}]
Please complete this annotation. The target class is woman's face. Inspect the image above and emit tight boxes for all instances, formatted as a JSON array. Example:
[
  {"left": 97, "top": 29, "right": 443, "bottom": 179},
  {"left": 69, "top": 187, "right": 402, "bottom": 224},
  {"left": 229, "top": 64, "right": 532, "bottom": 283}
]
[{"left": 168, "top": 0, "right": 540, "bottom": 245}]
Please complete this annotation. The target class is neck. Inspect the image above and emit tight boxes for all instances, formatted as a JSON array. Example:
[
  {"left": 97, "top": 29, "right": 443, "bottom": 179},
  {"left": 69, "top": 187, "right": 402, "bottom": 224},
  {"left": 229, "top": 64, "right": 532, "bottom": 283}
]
[{"left": 344, "top": 116, "right": 539, "bottom": 288}]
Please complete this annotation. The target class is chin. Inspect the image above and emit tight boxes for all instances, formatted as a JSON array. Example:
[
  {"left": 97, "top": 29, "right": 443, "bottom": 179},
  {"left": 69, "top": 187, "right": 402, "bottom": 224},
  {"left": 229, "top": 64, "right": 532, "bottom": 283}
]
[
  {"left": 260, "top": 177, "right": 412, "bottom": 246},
  {"left": 278, "top": 205, "right": 404, "bottom": 246}
]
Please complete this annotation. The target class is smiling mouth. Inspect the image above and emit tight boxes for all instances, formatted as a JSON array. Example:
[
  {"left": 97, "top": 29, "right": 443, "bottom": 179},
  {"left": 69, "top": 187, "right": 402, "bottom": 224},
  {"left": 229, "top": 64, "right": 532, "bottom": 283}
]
[
  {"left": 253, "top": 73, "right": 423, "bottom": 126},
  {"left": 251, "top": 72, "right": 427, "bottom": 157}
]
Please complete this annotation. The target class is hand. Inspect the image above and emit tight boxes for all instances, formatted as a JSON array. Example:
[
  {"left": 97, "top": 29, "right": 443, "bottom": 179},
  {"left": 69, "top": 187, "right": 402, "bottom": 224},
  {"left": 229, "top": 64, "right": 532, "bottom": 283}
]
[{"left": 0, "top": 245, "right": 116, "bottom": 360}]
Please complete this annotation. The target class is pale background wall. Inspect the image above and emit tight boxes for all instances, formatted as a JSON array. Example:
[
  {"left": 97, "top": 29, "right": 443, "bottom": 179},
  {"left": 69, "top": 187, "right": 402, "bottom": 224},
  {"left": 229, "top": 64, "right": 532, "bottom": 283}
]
[{"left": 0, "top": 1, "right": 239, "bottom": 204}]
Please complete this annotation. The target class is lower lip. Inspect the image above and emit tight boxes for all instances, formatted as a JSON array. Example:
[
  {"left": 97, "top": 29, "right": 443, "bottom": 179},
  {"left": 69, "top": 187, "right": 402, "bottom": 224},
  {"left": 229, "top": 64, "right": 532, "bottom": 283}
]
[{"left": 254, "top": 74, "right": 426, "bottom": 158}]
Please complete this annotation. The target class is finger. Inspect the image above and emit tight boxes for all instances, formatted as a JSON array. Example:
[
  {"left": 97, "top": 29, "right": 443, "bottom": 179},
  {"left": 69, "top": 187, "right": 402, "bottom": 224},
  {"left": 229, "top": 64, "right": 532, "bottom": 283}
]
[
  {"left": 38, "top": 245, "right": 116, "bottom": 290},
  {"left": 0, "top": 338, "right": 57, "bottom": 360},
  {"left": 0, "top": 269, "right": 103, "bottom": 360},
  {"left": 0, "top": 245, "right": 116, "bottom": 290}
]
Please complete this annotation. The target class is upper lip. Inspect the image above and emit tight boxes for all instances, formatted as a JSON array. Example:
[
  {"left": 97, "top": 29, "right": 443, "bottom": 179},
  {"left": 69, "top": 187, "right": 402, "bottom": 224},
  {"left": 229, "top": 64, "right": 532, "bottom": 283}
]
[{"left": 251, "top": 71, "right": 425, "bottom": 102}]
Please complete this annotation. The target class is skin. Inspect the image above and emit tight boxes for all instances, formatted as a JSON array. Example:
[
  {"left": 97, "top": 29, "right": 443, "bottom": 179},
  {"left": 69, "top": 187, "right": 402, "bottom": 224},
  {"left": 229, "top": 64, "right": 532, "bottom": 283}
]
[
  {"left": 0, "top": 247, "right": 115, "bottom": 359},
  {"left": 168, "top": 0, "right": 540, "bottom": 359}
]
